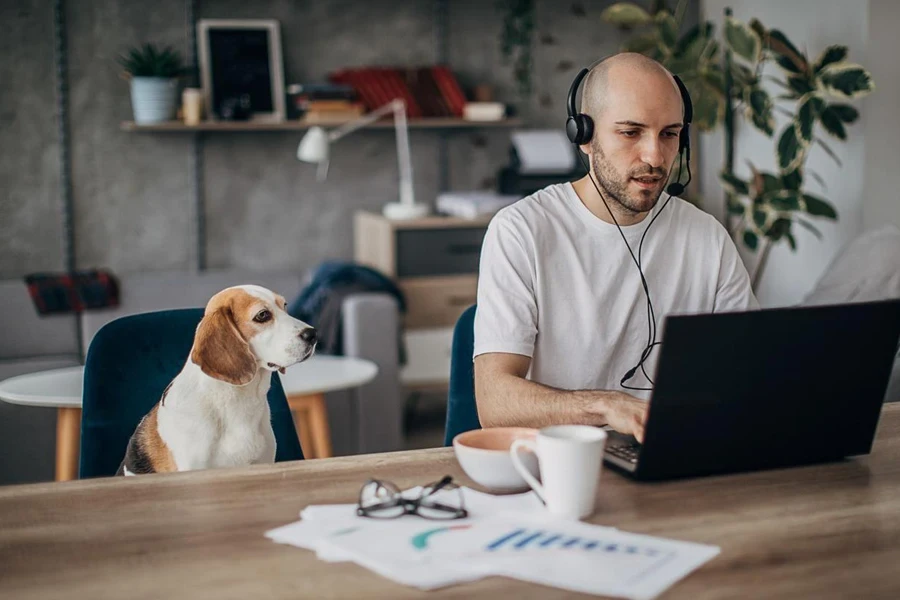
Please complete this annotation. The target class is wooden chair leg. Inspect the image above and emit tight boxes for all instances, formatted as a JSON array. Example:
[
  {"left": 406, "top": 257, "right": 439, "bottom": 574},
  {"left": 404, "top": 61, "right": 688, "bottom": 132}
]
[
  {"left": 288, "top": 398, "right": 314, "bottom": 458},
  {"left": 305, "top": 393, "right": 333, "bottom": 459},
  {"left": 287, "top": 394, "right": 333, "bottom": 459},
  {"left": 56, "top": 407, "right": 81, "bottom": 481}
]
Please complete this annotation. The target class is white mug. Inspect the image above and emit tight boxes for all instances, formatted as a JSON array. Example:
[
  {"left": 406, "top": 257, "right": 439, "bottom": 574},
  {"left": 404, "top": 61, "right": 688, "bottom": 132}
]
[{"left": 510, "top": 425, "right": 607, "bottom": 520}]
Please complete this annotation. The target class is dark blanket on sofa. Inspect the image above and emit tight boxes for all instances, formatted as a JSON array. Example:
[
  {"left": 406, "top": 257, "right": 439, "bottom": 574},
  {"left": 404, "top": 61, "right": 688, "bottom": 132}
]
[
  {"left": 25, "top": 270, "right": 120, "bottom": 315},
  {"left": 288, "top": 261, "right": 406, "bottom": 361}
]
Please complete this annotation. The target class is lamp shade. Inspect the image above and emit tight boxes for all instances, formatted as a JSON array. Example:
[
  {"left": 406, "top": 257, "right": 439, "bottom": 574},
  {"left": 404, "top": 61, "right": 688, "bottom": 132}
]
[{"left": 297, "top": 126, "right": 329, "bottom": 163}]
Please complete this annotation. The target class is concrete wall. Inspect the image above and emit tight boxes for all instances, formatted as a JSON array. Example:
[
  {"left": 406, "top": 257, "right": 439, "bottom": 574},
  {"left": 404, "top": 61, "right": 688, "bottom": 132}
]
[
  {"left": 0, "top": 2, "right": 64, "bottom": 275},
  {"left": 863, "top": 0, "right": 900, "bottom": 232},
  {"left": 699, "top": 0, "right": 871, "bottom": 307},
  {"left": 2, "top": 0, "right": 695, "bottom": 278}
]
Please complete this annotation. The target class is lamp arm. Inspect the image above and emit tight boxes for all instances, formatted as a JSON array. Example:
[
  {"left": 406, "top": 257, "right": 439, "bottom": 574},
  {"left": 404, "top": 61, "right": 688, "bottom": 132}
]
[
  {"left": 393, "top": 101, "right": 415, "bottom": 207},
  {"left": 327, "top": 99, "right": 404, "bottom": 143},
  {"left": 327, "top": 98, "right": 415, "bottom": 207}
]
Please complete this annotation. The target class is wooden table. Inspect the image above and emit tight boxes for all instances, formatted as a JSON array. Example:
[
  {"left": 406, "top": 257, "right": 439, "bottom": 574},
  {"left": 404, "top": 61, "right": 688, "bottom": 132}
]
[{"left": 2, "top": 404, "right": 899, "bottom": 599}]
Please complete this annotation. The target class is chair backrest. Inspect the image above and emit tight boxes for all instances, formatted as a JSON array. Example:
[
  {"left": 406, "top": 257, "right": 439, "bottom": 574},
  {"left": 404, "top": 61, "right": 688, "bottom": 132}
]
[
  {"left": 80, "top": 308, "right": 303, "bottom": 478},
  {"left": 444, "top": 305, "right": 481, "bottom": 445}
]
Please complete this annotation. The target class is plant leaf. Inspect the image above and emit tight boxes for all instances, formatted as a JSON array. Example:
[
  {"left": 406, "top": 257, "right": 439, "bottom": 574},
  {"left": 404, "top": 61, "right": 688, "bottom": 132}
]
[
  {"left": 725, "top": 17, "right": 761, "bottom": 64},
  {"left": 685, "top": 75, "right": 724, "bottom": 130},
  {"left": 795, "top": 217, "right": 823, "bottom": 239},
  {"left": 781, "top": 168, "right": 803, "bottom": 191},
  {"left": 601, "top": 3, "right": 653, "bottom": 29},
  {"left": 813, "top": 45, "right": 848, "bottom": 74},
  {"left": 819, "top": 107, "right": 848, "bottom": 140},
  {"left": 622, "top": 32, "right": 659, "bottom": 54},
  {"left": 766, "top": 218, "right": 792, "bottom": 241},
  {"left": 745, "top": 86, "right": 774, "bottom": 136},
  {"left": 720, "top": 170, "right": 750, "bottom": 196},
  {"left": 814, "top": 137, "right": 843, "bottom": 167},
  {"left": 795, "top": 94, "right": 825, "bottom": 143},
  {"left": 818, "top": 64, "right": 875, "bottom": 98},
  {"left": 787, "top": 74, "right": 814, "bottom": 96},
  {"left": 656, "top": 11, "right": 678, "bottom": 49},
  {"left": 803, "top": 194, "right": 838, "bottom": 219},
  {"left": 674, "top": 22, "right": 712, "bottom": 56},
  {"left": 766, "top": 29, "right": 808, "bottom": 74},
  {"left": 765, "top": 190, "right": 802, "bottom": 211},
  {"left": 785, "top": 231, "right": 797, "bottom": 250},
  {"left": 807, "top": 169, "right": 827, "bottom": 190},
  {"left": 743, "top": 230, "right": 759, "bottom": 251},
  {"left": 777, "top": 124, "right": 807, "bottom": 172},
  {"left": 753, "top": 207, "right": 768, "bottom": 229},
  {"left": 727, "top": 194, "right": 745, "bottom": 215},
  {"left": 828, "top": 103, "right": 859, "bottom": 123},
  {"left": 748, "top": 18, "right": 767, "bottom": 42}
]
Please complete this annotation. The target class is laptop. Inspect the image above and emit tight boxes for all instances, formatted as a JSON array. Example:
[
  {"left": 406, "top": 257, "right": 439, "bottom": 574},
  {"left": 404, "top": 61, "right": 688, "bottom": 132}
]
[{"left": 603, "top": 299, "right": 900, "bottom": 481}]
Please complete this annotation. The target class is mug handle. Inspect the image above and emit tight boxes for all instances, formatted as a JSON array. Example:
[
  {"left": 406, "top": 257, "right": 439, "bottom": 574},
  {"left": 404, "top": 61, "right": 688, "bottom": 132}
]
[{"left": 510, "top": 438, "right": 545, "bottom": 502}]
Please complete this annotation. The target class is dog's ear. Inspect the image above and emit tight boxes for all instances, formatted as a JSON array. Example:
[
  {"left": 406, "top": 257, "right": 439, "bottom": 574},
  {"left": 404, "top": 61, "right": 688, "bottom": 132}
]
[{"left": 191, "top": 307, "right": 257, "bottom": 385}]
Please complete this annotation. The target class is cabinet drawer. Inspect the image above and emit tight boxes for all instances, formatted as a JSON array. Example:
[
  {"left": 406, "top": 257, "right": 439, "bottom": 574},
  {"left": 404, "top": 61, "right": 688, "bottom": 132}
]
[
  {"left": 399, "top": 276, "right": 478, "bottom": 329},
  {"left": 395, "top": 227, "right": 487, "bottom": 277}
]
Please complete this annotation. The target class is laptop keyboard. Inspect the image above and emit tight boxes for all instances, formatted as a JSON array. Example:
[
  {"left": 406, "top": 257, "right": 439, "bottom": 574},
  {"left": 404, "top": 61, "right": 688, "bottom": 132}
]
[{"left": 606, "top": 443, "right": 641, "bottom": 464}]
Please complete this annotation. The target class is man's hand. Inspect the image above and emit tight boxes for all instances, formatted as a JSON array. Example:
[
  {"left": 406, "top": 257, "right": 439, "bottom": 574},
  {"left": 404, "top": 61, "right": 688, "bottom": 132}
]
[{"left": 587, "top": 391, "right": 649, "bottom": 443}]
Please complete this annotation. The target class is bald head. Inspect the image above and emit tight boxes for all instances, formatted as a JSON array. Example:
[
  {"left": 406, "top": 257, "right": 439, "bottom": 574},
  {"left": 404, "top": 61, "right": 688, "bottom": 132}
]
[{"left": 580, "top": 53, "right": 683, "bottom": 122}]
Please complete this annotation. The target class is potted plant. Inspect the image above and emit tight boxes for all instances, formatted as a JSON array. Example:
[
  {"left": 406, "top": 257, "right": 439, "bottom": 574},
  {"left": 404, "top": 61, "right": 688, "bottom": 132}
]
[{"left": 118, "top": 43, "right": 185, "bottom": 124}]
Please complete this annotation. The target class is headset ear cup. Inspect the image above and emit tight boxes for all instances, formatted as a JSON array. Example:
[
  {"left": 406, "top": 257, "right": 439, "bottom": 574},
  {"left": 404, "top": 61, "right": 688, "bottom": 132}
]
[
  {"left": 567, "top": 114, "right": 593, "bottom": 145},
  {"left": 580, "top": 114, "right": 593, "bottom": 145}
]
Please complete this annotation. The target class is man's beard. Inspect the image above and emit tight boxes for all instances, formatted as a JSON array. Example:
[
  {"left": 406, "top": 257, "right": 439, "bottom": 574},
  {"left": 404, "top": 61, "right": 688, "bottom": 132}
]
[{"left": 590, "top": 140, "right": 668, "bottom": 217}]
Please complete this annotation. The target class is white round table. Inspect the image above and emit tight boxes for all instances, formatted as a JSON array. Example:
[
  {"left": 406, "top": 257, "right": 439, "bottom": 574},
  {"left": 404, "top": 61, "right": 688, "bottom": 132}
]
[
  {"left": 0, "top": 366, "right": 82, "bottom": 482},
  {"left": 0, "top": 356, "right": 378, "bottom": 480},
  {"left": 278, "top": 356, "right": 378, "bottom": 460}
]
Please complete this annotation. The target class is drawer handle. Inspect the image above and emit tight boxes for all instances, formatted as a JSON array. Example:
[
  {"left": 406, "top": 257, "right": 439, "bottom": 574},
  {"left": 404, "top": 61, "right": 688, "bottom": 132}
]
[
  {"left": 447, "top": 244, "right": 482, "bottom": 254},
  {"left": 447, "top": 295, "right": 476, "bottom": 306}
]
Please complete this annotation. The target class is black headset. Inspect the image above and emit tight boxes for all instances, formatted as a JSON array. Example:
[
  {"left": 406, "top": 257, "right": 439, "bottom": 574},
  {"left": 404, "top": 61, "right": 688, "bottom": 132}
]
[
  {"left": 565, "top": 62, "right": 694, "bottom": 390},
  {"left": 566, "top": 66, "right": 693, "bottom": 195}
]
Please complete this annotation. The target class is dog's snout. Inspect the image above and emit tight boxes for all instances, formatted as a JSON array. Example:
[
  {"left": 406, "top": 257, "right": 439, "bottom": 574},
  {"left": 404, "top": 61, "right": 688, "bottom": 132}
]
[{"left": 299, "top": 327, "right": 317, "bottom": 344}]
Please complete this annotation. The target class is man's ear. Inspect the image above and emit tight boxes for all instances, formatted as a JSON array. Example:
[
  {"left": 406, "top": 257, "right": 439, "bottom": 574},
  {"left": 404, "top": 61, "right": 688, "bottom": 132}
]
[{"left": 191, "top": 307, "right": 257, "bottom": 385}]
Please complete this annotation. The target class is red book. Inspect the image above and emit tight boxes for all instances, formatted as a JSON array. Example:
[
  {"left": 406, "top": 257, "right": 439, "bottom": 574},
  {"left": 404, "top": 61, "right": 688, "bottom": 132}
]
[{"left": 432, "top": 66, "right": 467, "bottom": 117}]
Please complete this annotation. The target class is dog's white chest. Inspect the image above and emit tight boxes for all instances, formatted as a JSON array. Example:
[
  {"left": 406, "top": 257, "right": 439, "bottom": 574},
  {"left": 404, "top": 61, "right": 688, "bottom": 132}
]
[
  {"left": 210, "top": 406, "right": 273, "bottom": 468},
  {"left": 158, "top": 380, "right": 276, "bottom": 471}
]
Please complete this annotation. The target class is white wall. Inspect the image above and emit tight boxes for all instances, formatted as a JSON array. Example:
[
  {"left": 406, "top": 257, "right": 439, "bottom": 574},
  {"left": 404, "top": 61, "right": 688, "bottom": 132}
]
[
  {"left": 863, "top": 0, "right": 900, "bottom": 232},
  {"left": 699, "top": 0, "right": 870, "bottom": 307}
]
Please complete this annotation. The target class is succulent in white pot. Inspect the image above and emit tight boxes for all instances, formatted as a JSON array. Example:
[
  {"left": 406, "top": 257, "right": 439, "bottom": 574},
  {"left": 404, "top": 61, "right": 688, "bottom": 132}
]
[{"left": 118, "top": 43, "right": 185, "bottom": 124}]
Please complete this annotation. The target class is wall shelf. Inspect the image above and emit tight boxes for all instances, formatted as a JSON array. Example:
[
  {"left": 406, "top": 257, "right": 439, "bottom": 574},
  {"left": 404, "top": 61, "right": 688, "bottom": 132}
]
[{"left": 120, "top": 117, "right": 522, "bottom": 133}]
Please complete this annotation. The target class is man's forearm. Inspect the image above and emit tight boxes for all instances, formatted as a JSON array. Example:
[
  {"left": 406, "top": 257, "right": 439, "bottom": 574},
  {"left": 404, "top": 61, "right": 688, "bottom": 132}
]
[{"left": 475, "top": 370, "right": 619, "bottom": 429}]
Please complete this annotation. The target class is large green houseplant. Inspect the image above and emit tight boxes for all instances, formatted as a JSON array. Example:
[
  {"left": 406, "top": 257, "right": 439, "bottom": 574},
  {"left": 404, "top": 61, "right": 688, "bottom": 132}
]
[{"left": 601, "top": 1, "right": 874, "bottom": 288}]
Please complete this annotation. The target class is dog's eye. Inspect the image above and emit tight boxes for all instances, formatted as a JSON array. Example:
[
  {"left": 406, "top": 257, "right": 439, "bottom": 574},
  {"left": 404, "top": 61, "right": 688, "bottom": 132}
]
[{"left": 253, "top": 310, "right": 272, "bottom": 323}]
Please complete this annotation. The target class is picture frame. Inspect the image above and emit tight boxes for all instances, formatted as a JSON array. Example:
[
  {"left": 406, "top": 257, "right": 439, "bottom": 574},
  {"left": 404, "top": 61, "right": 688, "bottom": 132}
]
[{"left": 197, "top": 19, "right": 286, "bottom": 122}]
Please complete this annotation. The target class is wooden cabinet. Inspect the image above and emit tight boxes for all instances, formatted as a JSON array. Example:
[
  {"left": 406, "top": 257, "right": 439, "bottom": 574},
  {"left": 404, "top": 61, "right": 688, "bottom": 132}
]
[
  {"left": 354, "top": 211, "right": 491, "bottom": 386},
  {"left": 354, "top": 211, "right": 490, "bottom": 329}
]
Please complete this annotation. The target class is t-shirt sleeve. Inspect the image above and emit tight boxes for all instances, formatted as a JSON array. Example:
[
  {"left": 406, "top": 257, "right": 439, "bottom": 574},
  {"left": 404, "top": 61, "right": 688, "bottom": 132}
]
[
  {"left": 713, "top": 222, "right": 760, "bottom": 312},
  {"left": 473, "top": 214, "right": 538, "bottom": 359}
]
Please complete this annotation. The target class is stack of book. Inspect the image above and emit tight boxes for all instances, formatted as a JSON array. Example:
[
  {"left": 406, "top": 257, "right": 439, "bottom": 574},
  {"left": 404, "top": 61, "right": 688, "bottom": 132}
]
[
  {"left": 329, "top": 66, "right": 469, "bottom": 118},
  {"left": 287, "top": 83, "right": 365, "bottom": 122}
]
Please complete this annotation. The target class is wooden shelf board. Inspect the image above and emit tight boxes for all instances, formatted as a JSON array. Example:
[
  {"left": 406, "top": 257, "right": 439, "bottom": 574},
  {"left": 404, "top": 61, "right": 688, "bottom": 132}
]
[{"left": 121, "top": 117, "right": 522, "bottom": 132}]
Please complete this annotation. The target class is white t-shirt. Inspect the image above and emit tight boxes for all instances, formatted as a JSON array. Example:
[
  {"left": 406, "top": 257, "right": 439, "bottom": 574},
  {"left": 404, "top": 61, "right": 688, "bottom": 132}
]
[{"left": 474, "top": 182, "right": 758, "bottom": 400}]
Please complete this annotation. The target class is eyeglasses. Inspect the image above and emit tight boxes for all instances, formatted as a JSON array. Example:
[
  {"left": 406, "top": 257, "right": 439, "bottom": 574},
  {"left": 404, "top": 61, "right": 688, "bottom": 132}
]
[{"left": 356, "top": 475, "right": 468, "bottom": 520}]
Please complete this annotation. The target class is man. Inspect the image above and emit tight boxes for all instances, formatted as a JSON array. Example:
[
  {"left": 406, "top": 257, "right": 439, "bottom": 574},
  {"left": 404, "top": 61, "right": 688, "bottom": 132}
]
[{"left": 474, "top": 53, "right": 757, "bottom": 442}]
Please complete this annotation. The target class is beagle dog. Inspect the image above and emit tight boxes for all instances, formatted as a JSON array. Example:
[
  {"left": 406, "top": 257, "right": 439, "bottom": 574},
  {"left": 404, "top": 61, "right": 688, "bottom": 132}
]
[{"left": 117, "top": 285, "right": 317, "bottom": 475}]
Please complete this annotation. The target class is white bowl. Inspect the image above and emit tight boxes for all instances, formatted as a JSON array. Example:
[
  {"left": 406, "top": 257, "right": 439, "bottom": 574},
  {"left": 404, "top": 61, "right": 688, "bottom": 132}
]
[{"left": 453, "top": 427, "right": 540, "bottom": 493}]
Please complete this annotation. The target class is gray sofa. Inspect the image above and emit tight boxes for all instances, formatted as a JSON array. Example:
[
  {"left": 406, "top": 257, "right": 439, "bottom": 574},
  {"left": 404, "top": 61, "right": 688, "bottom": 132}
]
[{"left": 0, "top": 269, "right": 403, "bottom": 485}]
